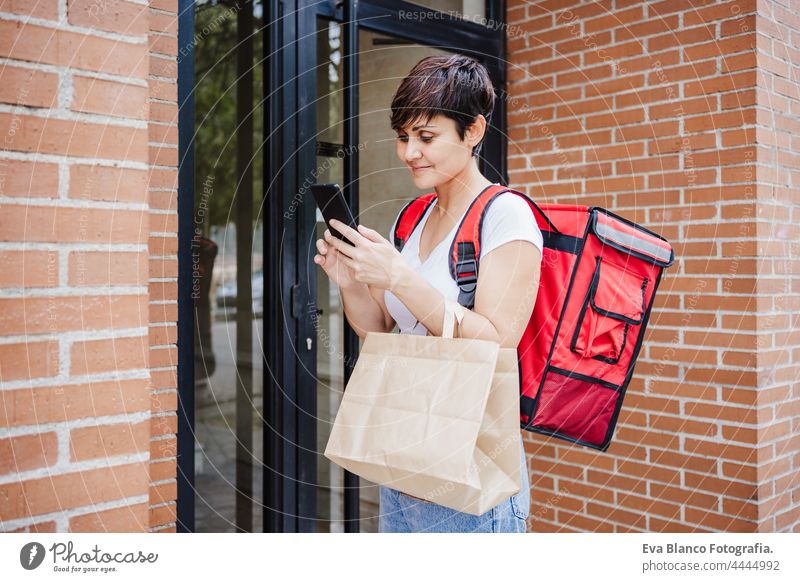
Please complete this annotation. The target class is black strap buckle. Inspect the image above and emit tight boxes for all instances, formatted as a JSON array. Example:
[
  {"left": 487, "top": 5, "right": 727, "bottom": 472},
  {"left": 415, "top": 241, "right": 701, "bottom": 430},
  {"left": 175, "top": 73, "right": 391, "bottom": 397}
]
[
  {"left": 455, "top": 259, "right": 478, "bottom": 288},
  {"left": 455, "top": 258, "right": 477, "bottom": 307}
]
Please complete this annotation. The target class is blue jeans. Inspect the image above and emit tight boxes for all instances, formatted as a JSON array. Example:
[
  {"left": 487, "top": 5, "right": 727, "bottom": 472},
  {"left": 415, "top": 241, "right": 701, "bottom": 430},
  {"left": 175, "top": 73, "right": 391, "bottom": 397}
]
[{"left": 378, "top": 434, "right": 531, "bottom": 533}]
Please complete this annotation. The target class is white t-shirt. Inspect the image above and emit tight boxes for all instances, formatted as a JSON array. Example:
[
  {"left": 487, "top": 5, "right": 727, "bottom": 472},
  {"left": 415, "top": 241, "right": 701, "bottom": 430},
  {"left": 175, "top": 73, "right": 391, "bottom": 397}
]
[{"left": 384, "top": 188, "right": 544, "bottom": 335}]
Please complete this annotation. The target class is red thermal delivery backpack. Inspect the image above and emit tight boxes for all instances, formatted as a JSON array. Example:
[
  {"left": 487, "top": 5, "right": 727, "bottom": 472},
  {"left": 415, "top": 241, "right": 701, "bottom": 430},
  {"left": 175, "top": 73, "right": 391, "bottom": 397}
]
[{"left": 393, "top": 184, "right": 675, "bottom": 451}]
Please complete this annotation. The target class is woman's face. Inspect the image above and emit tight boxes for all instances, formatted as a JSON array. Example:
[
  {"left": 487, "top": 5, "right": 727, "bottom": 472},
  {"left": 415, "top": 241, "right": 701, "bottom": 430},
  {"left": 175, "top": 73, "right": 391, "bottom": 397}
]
[{"left": 395, "top": 114, "right": 484, "bottom": 188}]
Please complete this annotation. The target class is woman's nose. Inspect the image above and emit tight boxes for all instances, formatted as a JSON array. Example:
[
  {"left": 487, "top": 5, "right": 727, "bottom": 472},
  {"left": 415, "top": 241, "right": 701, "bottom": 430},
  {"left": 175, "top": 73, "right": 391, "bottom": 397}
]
[{"left": 405, "top": 141, "right": 421, "bottom": 162}]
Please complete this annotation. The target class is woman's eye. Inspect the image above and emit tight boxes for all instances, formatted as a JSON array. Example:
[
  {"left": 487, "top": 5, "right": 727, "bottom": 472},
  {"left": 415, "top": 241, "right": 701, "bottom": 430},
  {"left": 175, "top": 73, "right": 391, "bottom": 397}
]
[{"left": 396, "top": 135, "right": 433, "bottom": 143}]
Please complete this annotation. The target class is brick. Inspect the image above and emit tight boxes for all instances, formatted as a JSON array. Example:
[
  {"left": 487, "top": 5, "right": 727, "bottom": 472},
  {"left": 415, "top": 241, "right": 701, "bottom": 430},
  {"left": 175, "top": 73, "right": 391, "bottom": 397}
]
[
  {"left": 616, "top": 84, "right": 679, "bottom": 108},
  {"left": 70, "top": 503, "right": 149, "bottom": 532},
  {"left": 149, "top": 145, "right": 179, "bottom": 166},
  {"left": 0, "top": 250, "right": 59, "bottom": 288},
  {"left": 70, "top": 420, "right": 149, "bottom": 462},
  {"left": 559, "top": 508, "right": 614, "bottom": 532},
  {"left": 7, "top": 521, "right": 57, "bottom": 533},
  {"left": 685, "top": 71, "right": 757, "bottom": 97},
  {"left": 650, "top": 483, "right": 720, "bottom": 510},
  {"left": 150, "top": 390, "right": 177, "bottom": 418},
  {"left": 684, "top": 473, "right": 755, "bottom": 501},
  {"left": 649, "top": 60, "right": 718, "bottom": 85},
  {"left": 149, "top": 302, "right": 178, "bottom": 324},
  {"left": 149, "top": 325, "right": 177, "bottom": 346},
  {"left": 68, "top": 251, "right": 148, "bottom": 286},
  {"left": 584, "top": 6, "right": 644, "bottom": 34},
  {"left": 556, "top": 479, "right": 614, "bottom": 504},
  {"left": 0, "top": 295, "right": 147, "bottom": 335},
  {"left": 149, "top": 54, "right": 178, "bottom": 79},
  {"left": 649, "top": 517, "right": 707, "bottom": 533},
  {"left": 0, "top": 21, "right": 148, "bottom": 78},
  {"left": 71, "top": 76, "right": 149, "bottom": 120},
  {"left": 150, "top": 258, "right": 178, "bottom": 278},
  {"left": 585, "top": 74, "right": 645, "bottom": 97},
  {"left": 684, "top": 507, "right": 755, "bottom": 532},
  {"left": 149, "top": 10, "right": 178, "bottom": 34},
  {"left": 0, "top": 65, "right": 58, "bottom": 108},
  {"left": 0, "top": 340, "right": 59, "bottom": 382},
  {"left": 67, "top": 0, "right": 148, "bottom": 36},
  {"left": 649, "top": 414, "right": 719, "bottom": 437},
  {"left": 585, "top": 108, "right": 644, "bottom": 128},
  {"left": 684, "top": 35, "right": 757, "bottom": 61},
  {"left": 149, "top": 459, "right": 176, "bottom": 482},
  {"left": 149, "top": 480, "right": 177, "bottom": 505},
  {"left": 0, "top": 113, "right": 148, "bottom": 160},
  {"left": 150, "top": 436, "right": 177, "bottom": 460},
  {"left": 149, "top": 282, "right": 177, "bottom": 302},
  {"left": 148, "top": 503, "right": 176, "bottom": 529},
  {"left": 0, "top": 205, "right": 147, "bottom": 244},
  {"left": 0, "top": 432, "right": 58, "bottom": 475},
  {"left": 0, "top": 159, "right": 58, "bottom": 198},
  {"left": 148, "top": 78, "right": 177, "bottom": 102},
  {"left": 148, "top": 235, "right": 178, "bottom": 256},
  {"left": 69, "top": 165, "right": 148, "bottom": 203},
  {"left": 149, "top": 33, "right": 178, "bottom": 56},
  {"left": 149, "top": 190, "right": 177, "bottom": 211},
  {"left": 149, "top": 102, "right": 178, "bottom": 124},
  {"left": 615, "top": 492, "right": 682, "bottom": 519},
  {"left": 0, "top": 379, "right": 150, "bottom": 428},
  {"left": 587, "top": 469, "right": 647, "bottom": 495},
  {"left": 150, "top": 0, "right": 178, "bottom": 13},
  {"left": 148, "top": 122, "right": 178, "bottom": 145},
  {"left": 648, "top": 25, "right": 716, "bottom": 52},
  {"left": 0, "top": 462, "right": 149, "bottom": 522},
  {"left": 71, "top": 336, "right": 149, "bottom": 376},
  {"left": 684, "top": 0, "right": 757, "bottom": 26},
  {"left": 0, "top": 0, "right": 58, "bottom": 20},
  {"left": 150, "top": 212, "right": 178, "bottom": 233},
  {"left": 150, "top": 413, "right": 177, "bottom": 437},
  {"left": 150, "top": 369, "right": 176, "bottom": 390},
  {"left": 648, "top": 449, "right": 718, "bottom": 473}
]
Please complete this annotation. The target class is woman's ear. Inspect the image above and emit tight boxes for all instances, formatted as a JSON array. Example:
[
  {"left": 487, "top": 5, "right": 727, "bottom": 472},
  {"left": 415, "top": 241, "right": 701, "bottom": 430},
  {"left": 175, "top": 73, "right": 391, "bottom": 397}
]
[{"left": 466, "top": 114, "right": 487, "bottom": 154}]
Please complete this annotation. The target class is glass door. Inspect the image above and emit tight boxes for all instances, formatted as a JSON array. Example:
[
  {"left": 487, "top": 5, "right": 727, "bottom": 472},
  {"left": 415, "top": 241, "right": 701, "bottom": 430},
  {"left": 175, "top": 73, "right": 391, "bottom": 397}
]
[{"left": 266, "top": 0, "right": 506, "bottom": 532}]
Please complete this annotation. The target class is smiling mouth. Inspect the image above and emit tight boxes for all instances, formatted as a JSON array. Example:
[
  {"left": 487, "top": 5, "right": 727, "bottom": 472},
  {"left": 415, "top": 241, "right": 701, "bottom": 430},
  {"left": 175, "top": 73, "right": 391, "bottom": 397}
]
[{"left": 411, "top": 166, "right": 431, "bottom": 171}]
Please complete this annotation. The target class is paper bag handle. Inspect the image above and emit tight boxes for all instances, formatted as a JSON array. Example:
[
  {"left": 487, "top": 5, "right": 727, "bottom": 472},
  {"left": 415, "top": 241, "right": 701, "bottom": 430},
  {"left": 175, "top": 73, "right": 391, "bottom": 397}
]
[{"left": 442, "top": 299, "right": 466, "bottom": 339}]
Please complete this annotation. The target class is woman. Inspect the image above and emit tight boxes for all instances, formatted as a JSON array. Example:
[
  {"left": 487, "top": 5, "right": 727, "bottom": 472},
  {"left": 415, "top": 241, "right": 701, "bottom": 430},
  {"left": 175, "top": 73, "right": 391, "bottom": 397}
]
[{"left": 314, "top": 54, "right": 543, "bottom": 532}]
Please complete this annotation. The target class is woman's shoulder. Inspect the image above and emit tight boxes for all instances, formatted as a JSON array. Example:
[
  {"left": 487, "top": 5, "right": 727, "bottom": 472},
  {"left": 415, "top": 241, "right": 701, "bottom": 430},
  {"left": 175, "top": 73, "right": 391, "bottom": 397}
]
[
  {"left": 480, "top": 189, "right": 543, "bottom": 254},
  {"left": 484, "top": 190, "right": 540, "bottom": 227}
]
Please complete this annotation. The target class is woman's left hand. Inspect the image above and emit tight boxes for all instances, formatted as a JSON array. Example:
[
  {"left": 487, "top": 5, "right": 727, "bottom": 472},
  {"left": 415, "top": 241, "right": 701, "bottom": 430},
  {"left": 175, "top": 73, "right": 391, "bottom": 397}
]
[{"left": 324, "top": 219, "right": 409, "bottom": 292}]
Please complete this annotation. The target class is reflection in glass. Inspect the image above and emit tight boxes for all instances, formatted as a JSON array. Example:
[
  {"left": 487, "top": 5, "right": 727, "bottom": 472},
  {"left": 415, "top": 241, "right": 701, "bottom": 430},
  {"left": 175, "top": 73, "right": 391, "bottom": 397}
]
[{"left": 192, "top": 1, "right": 264, "bottom": 533}]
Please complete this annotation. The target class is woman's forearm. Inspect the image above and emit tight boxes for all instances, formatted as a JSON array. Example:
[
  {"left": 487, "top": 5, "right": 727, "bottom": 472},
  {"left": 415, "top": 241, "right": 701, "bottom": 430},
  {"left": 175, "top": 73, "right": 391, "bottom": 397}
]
[
  {"left": 339, "top": 281, "right": 389, "bottom": 338},
  {"left": 390, "top": 264, "right": 501, "bottom": 342}
]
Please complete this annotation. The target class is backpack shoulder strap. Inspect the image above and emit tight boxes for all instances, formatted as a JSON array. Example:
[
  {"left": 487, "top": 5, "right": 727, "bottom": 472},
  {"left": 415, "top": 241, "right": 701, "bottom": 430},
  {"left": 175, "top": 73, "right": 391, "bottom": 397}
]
[
  {"left": 448, "top": 184, "right": 549, "bottom": 308},
  {"left": 392, "top": 192, "right": 437, "bottom": 252}
]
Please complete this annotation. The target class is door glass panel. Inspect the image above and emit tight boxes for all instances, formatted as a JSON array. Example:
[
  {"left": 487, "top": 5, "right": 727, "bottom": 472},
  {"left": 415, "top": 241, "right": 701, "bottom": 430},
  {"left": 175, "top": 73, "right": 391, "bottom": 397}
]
[{"left": 192, "top": 1, "right": 263, "bottom": 533}]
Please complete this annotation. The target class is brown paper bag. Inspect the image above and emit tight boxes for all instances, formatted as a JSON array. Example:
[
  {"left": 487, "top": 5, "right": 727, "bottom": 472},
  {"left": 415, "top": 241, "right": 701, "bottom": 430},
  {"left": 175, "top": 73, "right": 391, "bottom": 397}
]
[{"left": 324, "top": 300, "right": 522, "bottom": 515}]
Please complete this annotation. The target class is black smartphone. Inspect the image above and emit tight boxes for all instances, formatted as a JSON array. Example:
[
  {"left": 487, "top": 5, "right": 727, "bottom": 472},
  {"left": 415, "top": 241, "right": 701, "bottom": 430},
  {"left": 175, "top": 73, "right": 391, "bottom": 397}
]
[{"left": 310, "top": 183, "right": 358, "bottom": 243}]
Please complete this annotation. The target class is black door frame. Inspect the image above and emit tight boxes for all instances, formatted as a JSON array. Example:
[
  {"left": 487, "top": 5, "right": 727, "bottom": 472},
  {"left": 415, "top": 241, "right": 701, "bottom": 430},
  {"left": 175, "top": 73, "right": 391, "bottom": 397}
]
[
  {"left": 262, "top": 0, "right": 509, "bottom": 533},
  {"left": 176, "top": 0, "right": 510, "bottom": 534}
]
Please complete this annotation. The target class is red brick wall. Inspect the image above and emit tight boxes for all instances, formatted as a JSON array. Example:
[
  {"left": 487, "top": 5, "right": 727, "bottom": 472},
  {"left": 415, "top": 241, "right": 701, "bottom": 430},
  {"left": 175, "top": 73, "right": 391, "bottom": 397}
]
[
  {"left": 147, "top": 0, "right": 180, "bottom": 534},
  {"left": 0, "top": 0, "right": 179, "bottom": 532},
  {"left": 508, "top": 0, "right": 798, "bottom": 532},
  {"left": 754, "top": 0, "right": 800, "bottom": 531}
]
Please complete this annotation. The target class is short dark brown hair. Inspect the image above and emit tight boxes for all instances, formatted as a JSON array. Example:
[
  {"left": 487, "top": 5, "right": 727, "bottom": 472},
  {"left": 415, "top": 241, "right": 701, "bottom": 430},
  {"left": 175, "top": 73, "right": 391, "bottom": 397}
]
[{"left": 390, "top": 54, "right": 496, "bottom": 157}]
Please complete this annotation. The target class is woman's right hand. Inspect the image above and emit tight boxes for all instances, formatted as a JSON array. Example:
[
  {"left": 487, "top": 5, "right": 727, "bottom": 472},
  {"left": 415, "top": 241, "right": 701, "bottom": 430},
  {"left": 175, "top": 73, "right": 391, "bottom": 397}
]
[{"left": 314, "top": 232, "right": 357, "bottom": 289}]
